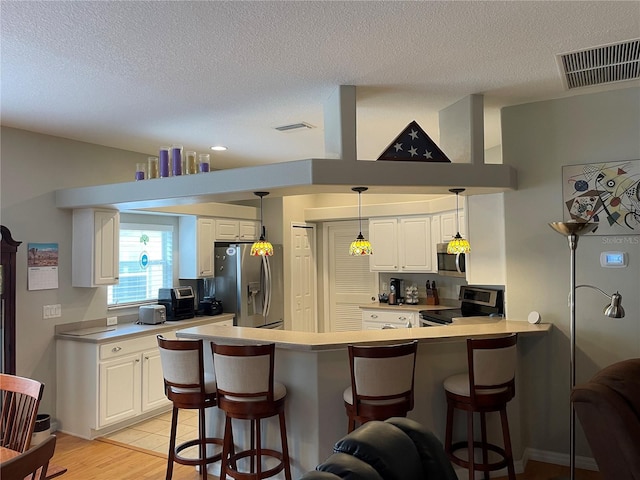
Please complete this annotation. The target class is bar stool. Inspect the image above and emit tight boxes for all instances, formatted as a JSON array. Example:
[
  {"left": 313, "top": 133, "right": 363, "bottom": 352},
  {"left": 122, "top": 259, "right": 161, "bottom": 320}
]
[
  {"left": 211, "top": 342, "right": 292, "bottom": 480},
  {"left": 343, "top": 340, "right": 418, "bottom": 433},
  {"left": 443, "top": 334, "right": 518, "bottom": 480},
  {"left": 157, "top": 335, "right": 223, "bottom": 480}
]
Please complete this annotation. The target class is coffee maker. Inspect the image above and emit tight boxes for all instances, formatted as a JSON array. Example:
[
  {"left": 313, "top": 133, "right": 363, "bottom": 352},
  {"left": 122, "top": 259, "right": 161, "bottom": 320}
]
[{"left": 389, "top": 278, "right": 404, "bottom": 305}]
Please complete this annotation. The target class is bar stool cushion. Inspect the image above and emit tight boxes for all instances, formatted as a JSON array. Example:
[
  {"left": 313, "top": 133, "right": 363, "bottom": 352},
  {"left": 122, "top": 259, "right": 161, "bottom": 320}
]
[
  {"left": 443, "top": 373, "right": 508, "bottom": 397},
  {"left": 334, "top": 420, "right": 423, "bottom": 480},
  {"left": 171, "top": 372, "right": 216, "bottom": 395},
  {"left": 343, "top": 386, "right": 405, "bottom": 406}
]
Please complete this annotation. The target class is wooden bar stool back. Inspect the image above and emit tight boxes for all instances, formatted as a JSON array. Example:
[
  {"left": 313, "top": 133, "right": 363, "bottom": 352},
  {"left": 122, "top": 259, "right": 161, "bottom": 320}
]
[
  {"left": 157, "top": 335, "right": 223, "bottom": 480},
  {"left": 443, "top": 334, "right": 518, "bottom": 480},
  {"left": 211, "top": 342, "right": 291, "bottom": 480},
  {"left": 343, "top": 340, "right": 418, "bottom": 433},
  {"left": 0, "top": 373, "right": 44, "bottom": 453}
]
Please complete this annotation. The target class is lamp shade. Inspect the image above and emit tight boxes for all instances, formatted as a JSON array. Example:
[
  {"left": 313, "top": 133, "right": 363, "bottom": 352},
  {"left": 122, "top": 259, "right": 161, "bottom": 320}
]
[
  {"left": 250, "top": 239, "right": 274, "bottom": 257},
  {"left": 447, "top": 233, "right": 470, "bottom": 254},
  {"left": 604, "top": 292, "right": 625, "bottom": 318},
  {"left": 349, "top": 234, "right": 373, "bottom": 256}
]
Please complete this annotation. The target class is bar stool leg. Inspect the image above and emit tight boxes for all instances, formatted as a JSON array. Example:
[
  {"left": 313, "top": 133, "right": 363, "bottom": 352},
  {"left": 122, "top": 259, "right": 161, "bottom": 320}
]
[
  {"left": 444, "top": 401, "right": 454, "bottom": 456},
  {"left": 220, "top": 416, "right": 232, "bottom": 480},
  {"left": 279, "top": 411, "right": 292, "bottom": 480},
  {"left": 480, "top": 412, "right": 489, "bottom": 480},
  {"left": 467, "top": 410, "right": 474, "bottom": 480},
  {"left": 198, "top": 407, "right": 207, "bottom": 480},
  {"left": 167, "top": 407, "right": 179, "bottom": 480},
  {"left": 256, "top": 418, "right": 263, "bottom": 477},
  {"left": 500, "top": 407, "right": 516, "bottom": 480}
]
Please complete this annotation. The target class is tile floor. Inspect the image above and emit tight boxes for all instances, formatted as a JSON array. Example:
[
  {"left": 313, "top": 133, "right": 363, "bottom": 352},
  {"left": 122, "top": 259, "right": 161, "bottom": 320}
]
[{"left": 102, "top": 410, "right": 199, "bottom": 457}]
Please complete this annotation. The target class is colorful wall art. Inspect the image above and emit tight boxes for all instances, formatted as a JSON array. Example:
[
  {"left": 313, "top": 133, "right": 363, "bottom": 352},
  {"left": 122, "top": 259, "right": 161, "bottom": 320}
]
[{"left": 562, "top": 159, "right": 639, "bottom": 235}]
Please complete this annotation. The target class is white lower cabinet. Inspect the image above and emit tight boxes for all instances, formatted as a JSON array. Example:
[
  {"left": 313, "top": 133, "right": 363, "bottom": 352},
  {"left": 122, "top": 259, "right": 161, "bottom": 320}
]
[
  {"left": 361, "top": 309, "right": 417, "bottom": 329},
  {"left": 58, "top": 332, "right": 172, "bottom": 439}
]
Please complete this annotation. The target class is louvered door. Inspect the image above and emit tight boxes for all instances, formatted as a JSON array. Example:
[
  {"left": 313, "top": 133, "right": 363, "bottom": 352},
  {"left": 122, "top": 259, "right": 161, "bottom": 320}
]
[{"left": 326, "top": 221, "right": 377, "bottom": 332}]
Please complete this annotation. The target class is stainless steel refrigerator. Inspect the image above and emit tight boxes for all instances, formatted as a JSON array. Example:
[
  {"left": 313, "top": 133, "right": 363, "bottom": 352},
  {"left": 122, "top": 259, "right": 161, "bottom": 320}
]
[{"left": 214, "top": 243, "right": 284, "bottom": 328}]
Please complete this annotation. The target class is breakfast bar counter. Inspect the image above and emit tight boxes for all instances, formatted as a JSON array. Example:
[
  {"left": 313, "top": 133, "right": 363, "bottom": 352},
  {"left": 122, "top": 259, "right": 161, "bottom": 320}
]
[{"left": 177, "top": 319, "right": 550, "bottom": 479}]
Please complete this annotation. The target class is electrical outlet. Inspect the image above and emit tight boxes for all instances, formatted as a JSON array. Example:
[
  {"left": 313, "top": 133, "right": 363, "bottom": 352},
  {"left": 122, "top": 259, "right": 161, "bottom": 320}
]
[
  {"left": 382, "top": 282, "right": 388, "bottom": 292},
  {"left": 106, "top": 316, "right": 118, "bottom": 326}
]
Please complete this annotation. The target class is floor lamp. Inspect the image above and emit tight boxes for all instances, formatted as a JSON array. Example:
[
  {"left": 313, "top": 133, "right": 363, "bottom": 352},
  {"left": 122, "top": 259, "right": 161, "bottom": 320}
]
[{"left": 549, "top": 221, "right": 625, "bottom": 480}]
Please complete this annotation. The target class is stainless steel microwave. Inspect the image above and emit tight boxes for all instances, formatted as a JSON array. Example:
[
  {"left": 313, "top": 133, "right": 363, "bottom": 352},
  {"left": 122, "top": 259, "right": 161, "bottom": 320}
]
[{"left": 436, "top": 243, "right": 466, "bottom": 278}]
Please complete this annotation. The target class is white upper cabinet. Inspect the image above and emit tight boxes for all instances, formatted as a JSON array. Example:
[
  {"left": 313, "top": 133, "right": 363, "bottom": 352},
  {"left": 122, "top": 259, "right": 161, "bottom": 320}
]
[
  {"left": 369, "top": 218, "right": 399, "bottom": 271},
  {"left": 72, "top": 208, "right": 120, "bottom": 287},
  {"left": 399, "top": 217, "right": 432, "bottom": 272},
  {"left": 369, "top": 216, "right": 434, "bottom": 273},
  {"left": 179, "top": 216, "right": 215, "bottom": 278},
  {"left": 215, "top": 219, "right": 258, "bottom": 242}
]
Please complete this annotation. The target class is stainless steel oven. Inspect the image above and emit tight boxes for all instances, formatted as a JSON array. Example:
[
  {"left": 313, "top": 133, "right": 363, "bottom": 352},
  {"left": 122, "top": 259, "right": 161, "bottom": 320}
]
[
  {"left": 419, "top": 285, "right": 503, "bottom": 326},
  {"left": 436, "top": 243, "right": 466, "bottom": 278}
]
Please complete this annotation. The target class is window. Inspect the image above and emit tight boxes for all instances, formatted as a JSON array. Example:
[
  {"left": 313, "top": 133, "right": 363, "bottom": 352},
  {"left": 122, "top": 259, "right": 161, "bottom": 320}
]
[{"left": 108, "top": 221, "right": 174, "bottom": 306}]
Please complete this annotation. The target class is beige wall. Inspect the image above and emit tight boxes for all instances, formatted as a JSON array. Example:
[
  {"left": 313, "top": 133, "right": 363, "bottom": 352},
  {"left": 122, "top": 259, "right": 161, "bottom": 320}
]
[
  {"left": 1, "top": 127, "right": 149, "bottom": 416},
  {"left": 502, "top": 87, "right": 640, "bottom": 459}
]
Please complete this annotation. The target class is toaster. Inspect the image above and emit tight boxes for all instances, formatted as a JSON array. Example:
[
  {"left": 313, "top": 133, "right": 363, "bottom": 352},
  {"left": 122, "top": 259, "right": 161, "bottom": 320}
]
[{"left": 139, "top": 305, "right": 166, "bottom": 324}]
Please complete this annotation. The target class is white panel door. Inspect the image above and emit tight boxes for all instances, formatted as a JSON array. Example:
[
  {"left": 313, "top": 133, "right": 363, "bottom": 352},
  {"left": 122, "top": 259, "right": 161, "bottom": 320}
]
[
  {"left": 290, "top": 223, "right": 317, "bottom": 332},
  {"left": 325, "top": 221, "right": 377, "bottom": 332}
]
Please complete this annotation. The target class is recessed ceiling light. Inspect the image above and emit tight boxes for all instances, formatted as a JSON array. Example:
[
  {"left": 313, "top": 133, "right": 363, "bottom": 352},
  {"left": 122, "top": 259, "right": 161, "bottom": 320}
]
[{"left": 210, "top": 145, "right": 228, "bottom": 151}]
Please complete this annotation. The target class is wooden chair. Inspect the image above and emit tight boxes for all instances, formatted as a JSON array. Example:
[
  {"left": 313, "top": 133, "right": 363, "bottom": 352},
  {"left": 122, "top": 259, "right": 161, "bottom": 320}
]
[
  {"left": 157, "top": 335, "right": 223, "bottom": 480},
  {"left": 343, "top": 340, "right": 418, "bottom": 433},
  {"left": 443, "top": 334, "right": 518, "bottom": 480},
  {"left": 0, "top": 434, "right": 56, "bottom": 480},
  {"left": 0, "top": 373, "right": 45, "bottom": 453},
  {"left": 211, "top": 342, "right": 292, "bottom": 480}
]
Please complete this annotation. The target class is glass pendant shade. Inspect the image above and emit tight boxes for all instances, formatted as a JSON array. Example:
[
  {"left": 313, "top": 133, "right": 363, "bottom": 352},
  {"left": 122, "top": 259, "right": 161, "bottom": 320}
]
[
  {"left": 251, "top": 192, "right": 274, "bottom": 257},
  {"left": 446, "top": 188, "right": 470, "bottom": 254},
  {"left": 447, "top": 233, "right": 471, "bottom": 254},
  {"left": 349, "top": 234, "right": 373, "bottom": 256},
  {"left": 349, "top": 187, "right": 373, "bottom": 256}
]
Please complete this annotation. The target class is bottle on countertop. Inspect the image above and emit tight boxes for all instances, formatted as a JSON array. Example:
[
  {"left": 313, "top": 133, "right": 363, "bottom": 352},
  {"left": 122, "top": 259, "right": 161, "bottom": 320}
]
[{"left": 426, "top": 281, "right": 436, "bottom": 305}]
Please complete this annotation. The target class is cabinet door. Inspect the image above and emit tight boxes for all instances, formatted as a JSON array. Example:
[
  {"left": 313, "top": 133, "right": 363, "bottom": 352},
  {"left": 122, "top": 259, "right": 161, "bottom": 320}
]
[
  {"left": 99, "top": 354, "right": 141, "bottom": 427},
  {"left": 197, "top": 218, "right": 215, "bottom": 277},
  {"left": 94, "top": 210, "right": 120, "bottom": 285},
  {"left": 141, "top": 349, "right": 170, "bottom": 412},
  {"left": 369, "top": 219, "right": 398, "bottom": 271},
  {"left": 440, "top": 212, "right": 457, "bottom": 243},
  {"left": 179, "top": 216, "right": 215, "bottom": 278},
  {"left": 399, "top": 217, "right": 432, "bottom": 272},
  {"left": 238, "top": 221, "right": 258, "bottom": 241},
  {"left": 215, "top": 220, "right": 240, "bottom": 241}
]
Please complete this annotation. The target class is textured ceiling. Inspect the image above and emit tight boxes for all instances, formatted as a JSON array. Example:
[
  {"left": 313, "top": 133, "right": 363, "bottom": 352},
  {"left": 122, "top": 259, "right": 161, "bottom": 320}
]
[{"left": 1, "top": 1, "right": 639, "bottom": 170}]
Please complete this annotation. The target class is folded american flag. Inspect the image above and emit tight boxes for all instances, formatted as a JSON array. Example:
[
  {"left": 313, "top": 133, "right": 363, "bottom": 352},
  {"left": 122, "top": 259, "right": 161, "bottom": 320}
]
[{"left": 377, "top": 120, "right": 451, "bottom": 162}]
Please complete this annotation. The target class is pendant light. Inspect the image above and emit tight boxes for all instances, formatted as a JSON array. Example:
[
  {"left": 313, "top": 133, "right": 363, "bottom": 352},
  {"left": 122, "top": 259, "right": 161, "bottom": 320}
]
[
  {"left": 250, "top": 191, "right": 274, "bottom": 256},
  {"left": 446, "top": 188, "right": 471, "bottom": 254},
  {"left": 349, "top": 187, "right": 373, "bottom": 256}
]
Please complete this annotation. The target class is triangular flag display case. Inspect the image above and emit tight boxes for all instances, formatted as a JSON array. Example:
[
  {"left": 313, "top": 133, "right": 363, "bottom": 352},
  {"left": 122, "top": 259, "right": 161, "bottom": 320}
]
[{"left": 377, "top": 120, "right": 452, "bottom": 162}]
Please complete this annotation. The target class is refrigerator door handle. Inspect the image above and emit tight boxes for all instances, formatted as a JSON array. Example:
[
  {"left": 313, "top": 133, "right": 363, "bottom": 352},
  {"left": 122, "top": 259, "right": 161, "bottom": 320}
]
[{"left": 263, "top": 255, "right": 272, "bottom": 318}]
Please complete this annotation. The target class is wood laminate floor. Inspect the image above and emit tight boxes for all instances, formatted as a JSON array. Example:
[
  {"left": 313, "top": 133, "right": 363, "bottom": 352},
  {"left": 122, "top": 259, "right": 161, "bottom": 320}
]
[{"left": 50, "top": 412, "right": 603, "bottom": 480}]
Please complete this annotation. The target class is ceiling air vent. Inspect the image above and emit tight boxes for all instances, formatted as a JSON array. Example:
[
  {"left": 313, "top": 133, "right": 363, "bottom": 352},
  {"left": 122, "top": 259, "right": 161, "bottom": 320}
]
[
  {"left": 557, "top": 38, "right": 640, "bottom": 90},
  {"left": 274, "top": 122, "right": 315, "bottom": 132}
]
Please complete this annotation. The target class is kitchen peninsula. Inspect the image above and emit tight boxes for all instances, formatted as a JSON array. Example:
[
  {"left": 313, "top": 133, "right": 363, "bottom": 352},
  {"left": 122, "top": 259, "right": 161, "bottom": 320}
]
[{"left": 177, "top": 318, "right": 550, "bottom": 478}]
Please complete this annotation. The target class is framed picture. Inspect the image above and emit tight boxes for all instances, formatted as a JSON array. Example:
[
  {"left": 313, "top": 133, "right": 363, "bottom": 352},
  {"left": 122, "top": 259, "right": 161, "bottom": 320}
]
[{"left": 562, "top": 159, "right": 639, "bottom": 235}]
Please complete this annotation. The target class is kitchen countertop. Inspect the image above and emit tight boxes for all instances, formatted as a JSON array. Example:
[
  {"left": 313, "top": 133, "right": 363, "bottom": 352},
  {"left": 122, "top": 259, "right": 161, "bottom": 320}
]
[
  {"left": 359, "top": 302, "right": 459, "bottom": 312},
  {"left": 55, "top": 313, "right": 235, "bottom": 343},
  {"left": 177, "top": 317, "right": 551, "bottom": 351}
]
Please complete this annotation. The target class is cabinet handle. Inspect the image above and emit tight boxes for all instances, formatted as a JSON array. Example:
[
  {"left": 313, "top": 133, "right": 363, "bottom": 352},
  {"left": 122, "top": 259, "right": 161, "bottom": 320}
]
[
  {"left": 382, "top": 324, "right": 397, "bottom": 329},
  {"left": 144, "top": 356, "right": 149, "bottom": 361},
  {"left": 398, "top": 316, "right": 407, "bottom": 321},
  {"left": 111, "top": 346, "right": 122, "bottom": 353},
  {"left": 370, "top": 314, "right": 378, "bottom": 319},
  {"left": 135, "top": 358, "right": 140, "bottom": 363}
]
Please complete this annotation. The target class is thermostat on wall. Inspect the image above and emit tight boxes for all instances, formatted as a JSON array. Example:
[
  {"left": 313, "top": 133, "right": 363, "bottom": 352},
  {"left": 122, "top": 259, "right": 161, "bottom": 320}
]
[{"left": 600, "top": 251, "right": 628, "bottom": 268}]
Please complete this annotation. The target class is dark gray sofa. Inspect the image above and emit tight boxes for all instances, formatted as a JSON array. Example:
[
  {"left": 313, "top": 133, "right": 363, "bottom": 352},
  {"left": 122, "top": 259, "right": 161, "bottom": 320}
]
[{"left": 299, "top": 417, "right": 457, "bottom": 480}]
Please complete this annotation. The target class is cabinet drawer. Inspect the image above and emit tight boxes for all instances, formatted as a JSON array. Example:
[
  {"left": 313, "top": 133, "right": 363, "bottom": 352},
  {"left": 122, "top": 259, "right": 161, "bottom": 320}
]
[
  {"left": 100, "top": 335, "right": 159, "bottom": 360},
  {"left": 361, "top": 310, "right": 415, "bottom": 328}
]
